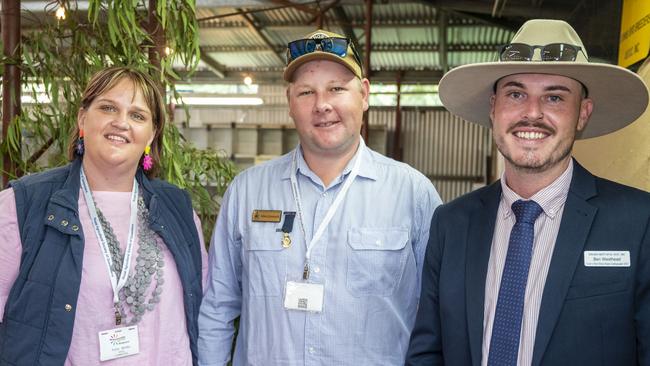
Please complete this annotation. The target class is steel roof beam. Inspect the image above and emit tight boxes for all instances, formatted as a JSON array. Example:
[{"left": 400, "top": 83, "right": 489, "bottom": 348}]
[
  {"left": 181, "top": 68, "right": 445, "bottom": 84},
  {"left": 427, "top": 0, "right": 571, "bottom": 19},
  {"left": 199, "top": 48, "right": 228, "bottom": 78},
  {"left": 438, "top": 9, "right": 449, "bottom": 73},
  {"left": 200, "top": 43, "right": 501, "bottom": 53},
  {"left": 268, "top": 0, "right": 318, "bottom": 15},
  {"left": 332, "top": 5, "right": 363, "bottom": 61},
  {"left": 237, "top": 8, "right": 286, "bottom": 65}
]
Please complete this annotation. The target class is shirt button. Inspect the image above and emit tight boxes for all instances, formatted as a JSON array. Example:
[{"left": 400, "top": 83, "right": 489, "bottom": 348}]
[
  {"left": 375, "top": 239, "right": 381, "bottom": 246},
  {"left": 64, "top": 304, "right": 73, "bottom": 312},
  {"left": 313, "top": 266, "right": 321, "bottom": 273},
  {"left": 308, "top": 347, "right": 315, "bottom": 354}
]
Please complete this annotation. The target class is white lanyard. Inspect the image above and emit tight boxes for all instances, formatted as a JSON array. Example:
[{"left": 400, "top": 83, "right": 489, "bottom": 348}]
[
  {"left": 290, "top": 138, "right": 364, "bottom": 279},
  {"left": 80, "top": 168, "right": 138, "bottom": 307}
]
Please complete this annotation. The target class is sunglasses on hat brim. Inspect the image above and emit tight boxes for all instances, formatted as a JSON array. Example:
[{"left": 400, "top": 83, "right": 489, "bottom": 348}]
[
  {"left": 499, "top": 43, "right": 588, "bottom": 62},
  {"left": 286, "top": 37, "right": 363, "bottom": 69}
]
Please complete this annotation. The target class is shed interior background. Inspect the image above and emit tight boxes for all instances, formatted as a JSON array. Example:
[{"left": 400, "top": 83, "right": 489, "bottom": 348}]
[{"left": 13, "top": 0, "right": 631, "bottom": 202}]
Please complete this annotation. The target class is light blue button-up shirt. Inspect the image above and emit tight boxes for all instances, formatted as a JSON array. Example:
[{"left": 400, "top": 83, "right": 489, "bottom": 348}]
[{"left": 198, "top": 143, "right": 442, "bottom": 366}]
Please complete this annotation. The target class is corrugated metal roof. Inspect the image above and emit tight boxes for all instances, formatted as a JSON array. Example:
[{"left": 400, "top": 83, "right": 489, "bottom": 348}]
[
  {"left": 447, "top": 25, "right": 514, "bottom": 45},
  {"left": 209, "top": 51, "right": 281, "bottom": 68},
  {"left": 363, "top": 27, "right": 439, "bottom": 46},
  {"left": 448, "top": 51, "right": 499, "bottom": 68},
  {"left": 200, "top": 28, "right": 266, "bottom": 47},
  {"left": 195, "top": 1, "right": 520, "bottom": 83},
  {"left": 252, "top": 6, "right": 313, "bottom": 25},
  {"left": 343, "top": 2, "right": 438, "bottom": 22},
  {"left": 371, "top": 52, "right": 440, "bottom": 71}
]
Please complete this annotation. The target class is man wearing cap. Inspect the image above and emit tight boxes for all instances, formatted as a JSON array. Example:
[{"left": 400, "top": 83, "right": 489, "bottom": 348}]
[
  {"left": 198, "top": 29, "right": 441, "bottom": 366},
  {"left": 406, "top": 19, "right": 650, "bottom": 366}
]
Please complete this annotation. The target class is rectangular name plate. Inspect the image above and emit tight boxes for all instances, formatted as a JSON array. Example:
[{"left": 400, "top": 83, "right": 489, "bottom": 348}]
[
  {"left": 252, "top": 210, "right": 282, "bottom": 223},
  {"left": 584, "top": 251, "right": 630, "bottom": 267}
]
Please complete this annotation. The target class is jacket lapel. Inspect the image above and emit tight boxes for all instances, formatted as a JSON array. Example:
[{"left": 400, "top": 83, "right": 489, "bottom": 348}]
[
  {"left": 137, "top": 171, "right": 191, "bottom": 284},
  {"left": 531, "top": 161, "right": 598, "bottom": 366},
  {"left": 50, "top": 158, "right": 83, "bottom": 213},
  {"left": 466, "top": 182, "right": 502, "bottom": 366}
]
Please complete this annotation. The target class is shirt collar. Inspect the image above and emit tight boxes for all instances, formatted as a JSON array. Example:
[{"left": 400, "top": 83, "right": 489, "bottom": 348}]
[
  {"left": 280, "top": 139, "right": 378, "bottom": 184},
  {"left": 500, "top": 159, "right": 574, "bottom": 220}
]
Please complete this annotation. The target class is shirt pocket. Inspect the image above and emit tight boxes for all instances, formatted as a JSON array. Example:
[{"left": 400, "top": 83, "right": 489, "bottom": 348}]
[
  {"left": 346, "top": 227, "right": 410, "bottom": 297},
  {"left": 244, "top": 225, "right": 286, "bottom": 297}
]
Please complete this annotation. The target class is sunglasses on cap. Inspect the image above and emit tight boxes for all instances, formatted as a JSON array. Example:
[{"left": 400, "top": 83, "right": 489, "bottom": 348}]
[
  {"left": 499, "top": 43, "right": 587, "bottom": 62},
  {"left": 286, "top": 37, "right": 363, "bottom": 67}
]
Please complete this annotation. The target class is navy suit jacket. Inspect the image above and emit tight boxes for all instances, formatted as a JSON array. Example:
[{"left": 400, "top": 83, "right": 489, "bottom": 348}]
[{"left": 406, "top": 160, "right": 650, "bottom": 366}]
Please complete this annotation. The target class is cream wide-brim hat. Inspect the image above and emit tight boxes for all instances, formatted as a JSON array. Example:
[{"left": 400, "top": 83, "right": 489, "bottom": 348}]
[
  {"left": 283, "top": 29, "right": 363, "bottom": 82},
  {"left": 439, "top": 19, "right": 649, "bottom": 139}
]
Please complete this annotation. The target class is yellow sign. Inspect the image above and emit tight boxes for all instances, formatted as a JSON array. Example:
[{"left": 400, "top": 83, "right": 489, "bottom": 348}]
[{"left": 619, "top": 0, "right": 650, "bottom": 67}]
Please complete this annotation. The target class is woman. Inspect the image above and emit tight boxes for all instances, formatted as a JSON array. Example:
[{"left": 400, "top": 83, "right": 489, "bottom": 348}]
[{"left": 0, "top": 67, "right": 207, "bottom": 365}]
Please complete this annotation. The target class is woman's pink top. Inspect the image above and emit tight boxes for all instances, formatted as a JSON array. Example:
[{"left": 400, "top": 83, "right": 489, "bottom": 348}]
[{"left": 0, "top": 188, "right": 208, "bottom": 365}]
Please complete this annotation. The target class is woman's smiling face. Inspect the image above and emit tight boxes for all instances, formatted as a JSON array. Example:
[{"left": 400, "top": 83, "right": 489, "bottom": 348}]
[{"left": 78, "top": 77, "right": 155, "bottom": 172}]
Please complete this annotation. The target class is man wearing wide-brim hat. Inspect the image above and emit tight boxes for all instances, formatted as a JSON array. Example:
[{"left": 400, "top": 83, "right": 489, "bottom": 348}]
[{"left": 407, "top": 19, "right": 650, "bottom": 366}]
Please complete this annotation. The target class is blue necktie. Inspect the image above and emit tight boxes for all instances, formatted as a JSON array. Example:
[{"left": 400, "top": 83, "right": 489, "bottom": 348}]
[{"left": 487, "top": 199, "right": 543, "bottom": 366}]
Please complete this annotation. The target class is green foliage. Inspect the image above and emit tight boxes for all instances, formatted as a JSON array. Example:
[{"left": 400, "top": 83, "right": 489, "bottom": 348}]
[
  {"left": 162, "top": 121, "right": 236, "bottom": 239},
  {"left": 0, "top": 0, "right": 235, "bottom": 240}
]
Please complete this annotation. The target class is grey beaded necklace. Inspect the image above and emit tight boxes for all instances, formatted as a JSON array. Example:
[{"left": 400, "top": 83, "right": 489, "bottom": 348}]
[{"left": 96, "top": 194, "right": 164, "bottom": 325}]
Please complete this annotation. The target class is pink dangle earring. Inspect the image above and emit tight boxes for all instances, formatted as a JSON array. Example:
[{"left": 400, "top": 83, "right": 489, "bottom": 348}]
[{"left": 142, "top": 145, "right": 153, "bottom": 171}]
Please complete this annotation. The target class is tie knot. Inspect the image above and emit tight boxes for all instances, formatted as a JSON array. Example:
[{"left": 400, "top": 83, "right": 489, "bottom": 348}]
[{"left": 511, "top": 199, "right": 543, "bottom": 224}]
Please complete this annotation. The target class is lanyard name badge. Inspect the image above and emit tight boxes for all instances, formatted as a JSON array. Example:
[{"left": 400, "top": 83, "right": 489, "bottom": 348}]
[
  {"left": 284, "top": 139, "right": 364, "bottom": 312},
  {"left": 80, "top": 168, "right": 140, "bottom": 360}
]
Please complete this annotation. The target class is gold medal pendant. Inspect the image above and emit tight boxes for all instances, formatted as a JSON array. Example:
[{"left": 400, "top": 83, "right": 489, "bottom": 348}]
[{"left": 282, "top": 232, "right": 292, "bottom": 248}]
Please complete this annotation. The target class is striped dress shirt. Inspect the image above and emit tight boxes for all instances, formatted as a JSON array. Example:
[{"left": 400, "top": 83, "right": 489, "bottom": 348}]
[{"left": 481, "top": 160, "right": 574, "bottom": 366}]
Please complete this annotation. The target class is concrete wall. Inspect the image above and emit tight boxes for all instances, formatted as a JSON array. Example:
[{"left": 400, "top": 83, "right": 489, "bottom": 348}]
[{"left": 572, "top": 59, "right": 650, "bottom": 191}]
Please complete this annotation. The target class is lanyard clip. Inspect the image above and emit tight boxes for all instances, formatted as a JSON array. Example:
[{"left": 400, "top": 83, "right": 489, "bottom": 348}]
[
  {"left": 303, "top": 261, "right": 310, "bottom": 280},
  {"left": 114, "top": 304, "right": 122, "bottom": 326}
]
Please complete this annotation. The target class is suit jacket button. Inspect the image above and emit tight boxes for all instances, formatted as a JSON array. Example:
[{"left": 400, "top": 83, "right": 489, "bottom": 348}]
[
  {"left": 72, "top": 225, "right": 79, "bottom": 231},
  {"left": 48, "top": 214, "right": 55, "bottom": 221},
  {"left": 61, "top": 220, "right": 69, "bottom": 227},
  {"left": 65, "top": 304, "right": 73, "bottom": 312}
]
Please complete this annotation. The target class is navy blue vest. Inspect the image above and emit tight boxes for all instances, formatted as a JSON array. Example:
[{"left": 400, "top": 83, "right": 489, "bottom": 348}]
[{"left": 0, "top": 159, "right": 203, "bottom": 365}]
